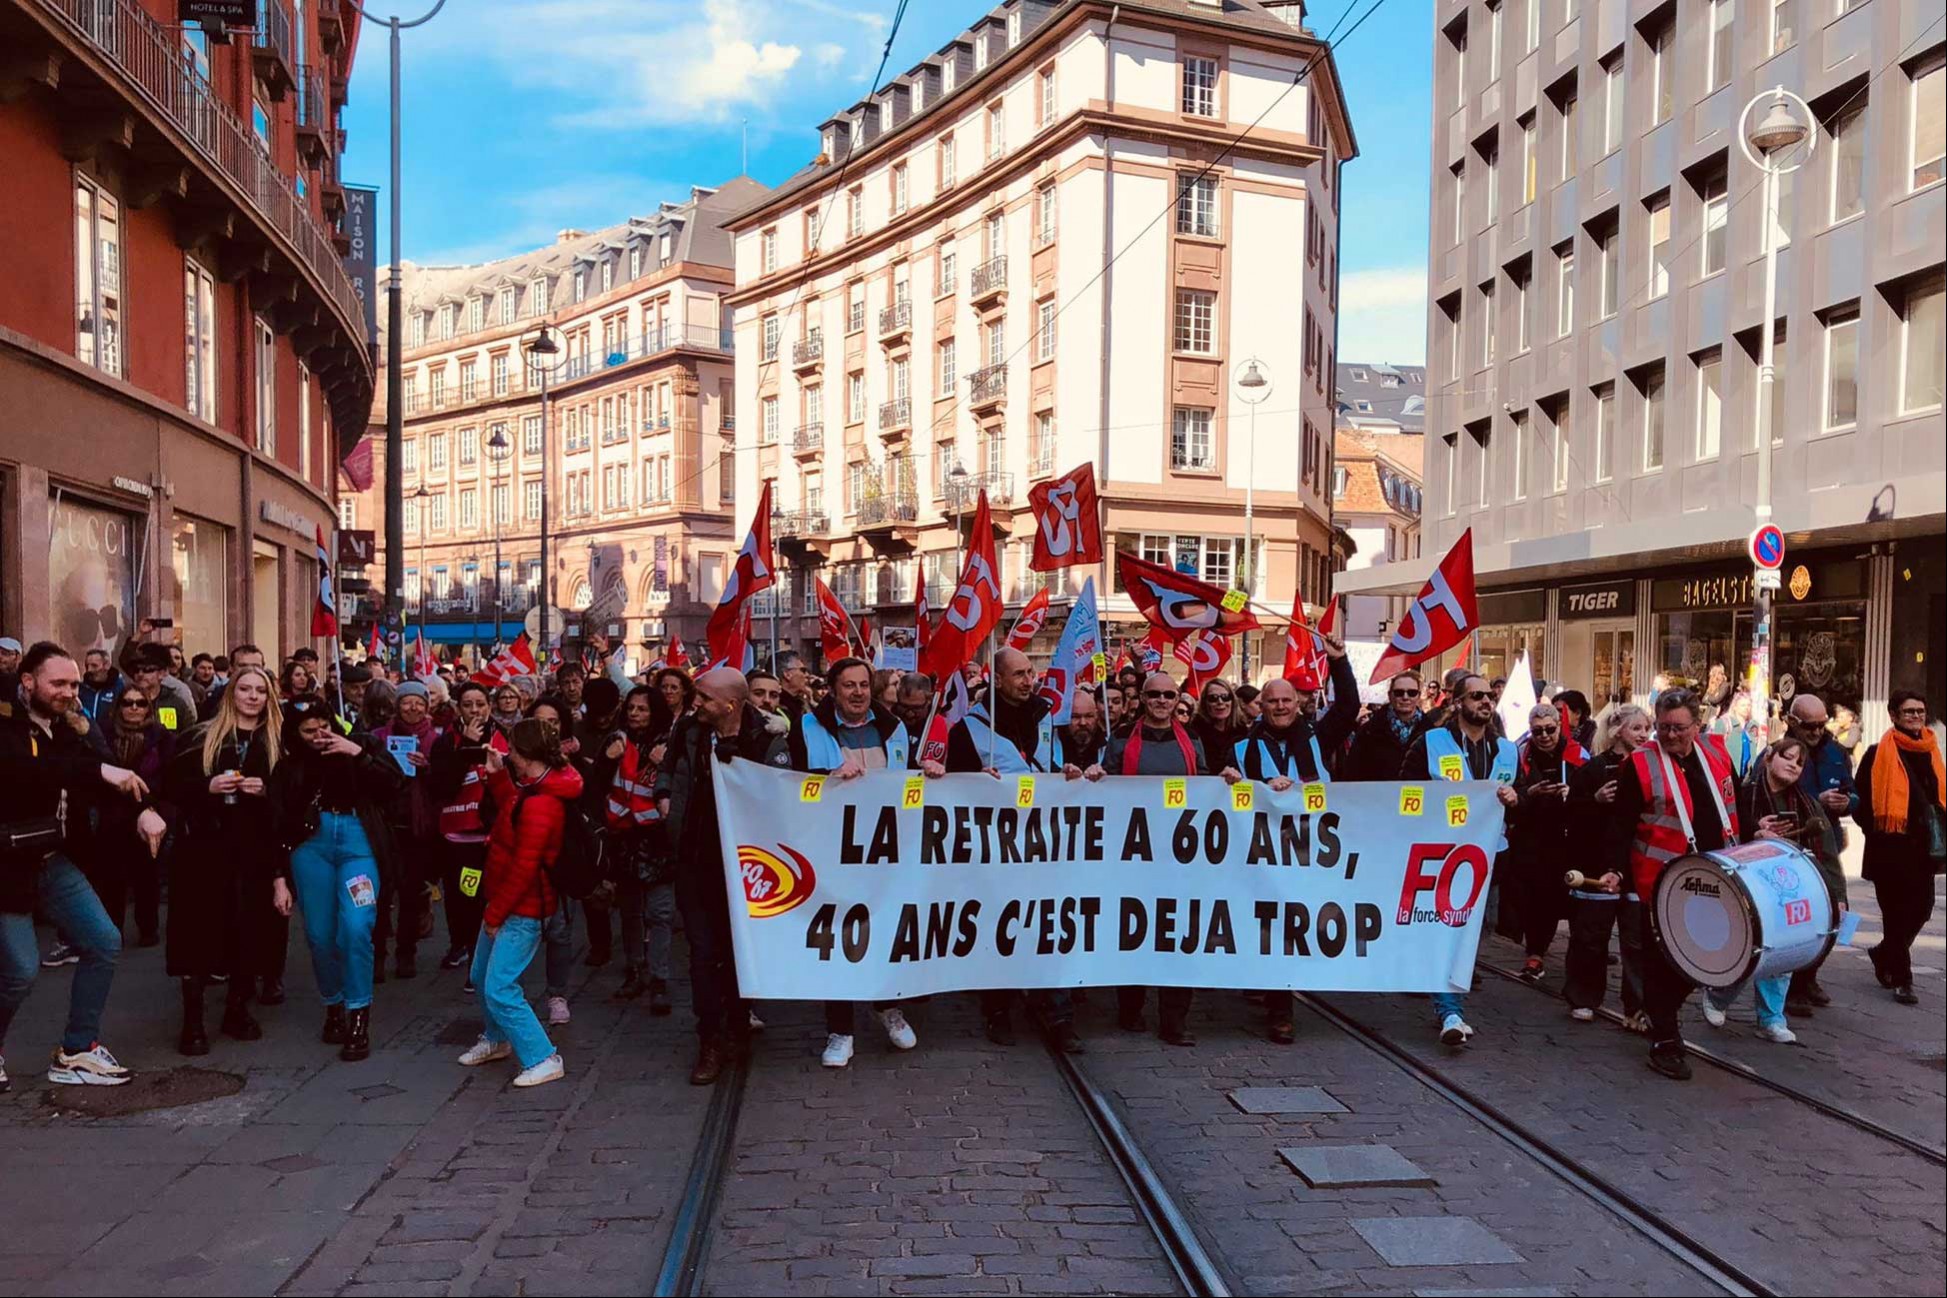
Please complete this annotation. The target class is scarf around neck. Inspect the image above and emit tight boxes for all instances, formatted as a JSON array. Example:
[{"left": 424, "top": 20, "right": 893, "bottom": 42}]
[{"left": 1872, "top": 727, "right": 1946, "bottom": 835}]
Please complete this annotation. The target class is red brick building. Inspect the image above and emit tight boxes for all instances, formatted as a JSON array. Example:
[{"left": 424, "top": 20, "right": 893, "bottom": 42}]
[{"left": 0, "top": 0, "right": 372, "bottom": 661}]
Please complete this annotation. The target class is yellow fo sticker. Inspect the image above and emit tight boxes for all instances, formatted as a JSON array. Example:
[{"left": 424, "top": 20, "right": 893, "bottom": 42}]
[
  {"left": 800, "top": 775, "right": 826, "bottom": 803},
  {"left": 1301, "top": 782, "right": 1327, "bottom": 813},
  {"left": 1016, "top": 776, "right": 1035, "bottom": 808},
  {"left": 1437, "top": 753, "right": 1466, "bottom": 782},
  {"left": 1162, "top": 777, "right": 1187, "bottom": 809},
  {"left": 1446, "top": 794, "right": 1469, "bottom": 827},
  {"left": 902, "top": 775, "right": 926, "bottom": 809},
  {"left": 157, "top": 706, "right": 179, "bottom": 731},
  {"left": 1220, "top": 589, "right": 1248, "bottom": 612},
  {"left": 1231, "top": 781, "right": 1254, "bottom": 812},
  {"left": 1398, "top": 785, "right": 1426, "bottom": 815},
  {"left": 1092, "top": 651, "right": 1108, "bottom": 677}
]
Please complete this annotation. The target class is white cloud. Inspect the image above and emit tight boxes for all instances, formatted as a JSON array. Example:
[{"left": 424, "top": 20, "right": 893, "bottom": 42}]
[
  {"left": 1336, "top": 265, "right": 1427, "bottom": 364},
  {"left": 413, "top": 174, "right": 686, "bottom": 264}
]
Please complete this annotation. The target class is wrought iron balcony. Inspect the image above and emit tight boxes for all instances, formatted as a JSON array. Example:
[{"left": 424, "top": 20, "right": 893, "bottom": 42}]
[
  {"left": 791, "top": 332, "right": 824, "bottom": 370},
  {"left": 294, "top": 65, "right": 327, "bottom": 162},
  {"left": 771, "top": 509, "right": 830, "bottom": 540},
  {"left": 971, "top": 255, "right": 1008, "bottom": 302},
  {"left": 857, "top": 492, "right": 919, "bottom": 527},
  {"left": 251, "top": 0, "right": 295, "bottom": 99},
  {"left": 948, "top": 470, "right": 1015, "bottom": 509},
  {"left": 791, "top": 424, "right": 824, "bottom": 455},
  {"left": 878, "top": 300, "right": 912, "bottom": 339},
  {"left": 878, "top": 397, "right": 911, "bottom": 431},
  {"left": 968, "top": 363, "right": 1006, "bottom": 409}
]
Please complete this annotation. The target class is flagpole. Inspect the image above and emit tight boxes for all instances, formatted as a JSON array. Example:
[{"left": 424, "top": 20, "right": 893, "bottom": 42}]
[{"left": 984, "top": 629, "right": 996, "bottom": 770}]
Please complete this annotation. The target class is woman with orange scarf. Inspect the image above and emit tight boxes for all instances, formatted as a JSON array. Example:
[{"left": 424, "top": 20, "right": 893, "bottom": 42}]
[{"left": 1853, "top": 690, "right": 1946, "bottom": 1006}]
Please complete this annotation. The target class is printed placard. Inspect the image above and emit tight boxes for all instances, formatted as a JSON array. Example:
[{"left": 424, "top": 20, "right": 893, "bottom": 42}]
[
  {"left": 902, "top": 775, "right": 926, "bottom": 809},
  {"left": 1399, "top": 785, "right": 1426, "bottom": 816},
  {"left": 1220, "top": 589, "right": 1248, "bottom": 612},
  {"left": 1230, "top": 781, "right": 1254, "bottom": 812},
  {"left": 1162, "top": 777, "right": 1187, "bottom": 809},
  {"left": 1302, "top": 782, "right": 1327, "bottom": 814},
  {"left": 387, "top": 734, "right": 419, "bottom": 777},
  {"left": 1445, "top": 794, "right": 1469, "bottom": 827},
  {"left": 1016, "top": 776, "right": 1035, "bottom": 808},
  {"left": 800, "top": 776, "right": 826, "bottom": 803}
]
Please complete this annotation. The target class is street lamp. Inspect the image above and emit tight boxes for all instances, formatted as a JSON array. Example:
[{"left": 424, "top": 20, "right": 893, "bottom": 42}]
[
  {"left": 1739, "top": 86, "right": 1813, "bottom": 746},
  {"left": 1234, "top": 357, "right": 1272, "bottom": 682},
  {"left": 948, "top": 460, "right": 971, "bottom": 574},
  {"left": 411, "top": 483, "right": 430, "bottom": 654},
  {"left": 346, "top": 1, "right": 448, "bottom": 653},
  {"left": 487, "top": 425, "right": 510, "bottom": 652},
  {"left": 522, "top": 324, "right": 568, "bottom": 658}
]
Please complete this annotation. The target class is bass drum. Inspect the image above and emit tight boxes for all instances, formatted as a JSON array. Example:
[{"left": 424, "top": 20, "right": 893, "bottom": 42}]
[{"left": 1651, "top": 839, "right": 1836, "bottom": 989}]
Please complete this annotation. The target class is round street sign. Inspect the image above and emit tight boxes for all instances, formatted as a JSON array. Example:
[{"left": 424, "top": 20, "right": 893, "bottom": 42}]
[{"left": 1749, "top": 524, "right": 1786, "bottom": 570}]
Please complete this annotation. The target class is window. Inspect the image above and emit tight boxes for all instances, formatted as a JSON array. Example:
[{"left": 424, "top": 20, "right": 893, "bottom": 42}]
[
  {"left": 1643, "top": 368, "right": 1666, "bottom": 470},
  {"left": 891, "top": 356, "right": 911, "bottom": 400},
  {"left": 429, "top": 494, "right": 447, "bottom": 531},
  {"left": 1038, "top": 67, "right": 1056, "bottom": 128},
  {"left": 1511, "top": 409, "right": 1529, "bottom": 500},
  {"left": 1560, "top": 90, "right": 1578, "bottom": 178},
  {"left": 892, "top": 165, "right": 909, "bottom": 215},
  {"left": 428, "top": 432, "right": 448, "bottom": 470},
  {"left": 1443, "top": 434, "right": 1458, "bottom": 515},
  {"left": 1171, "top": 407, "right": 1214, "bottom": 470},
  {"left": 1452, "top": 163, "right": 1466, "bottom": 244},
  {"left": 1520, "top": 116, "right": 1537, "bottom": 204},
  {"left": 1695, "top": 350, "right": 1724, "bottom": 459},
  {"left": 299, "top": 363, "right": 312, "bottom": 482},
  {"left": 1177, "top": 174, "right": 1219, "bottom": 236},
  {"left": 402, "top": 440, "right": 418, "bottom": 476},
  {"left": 74, "top": 176, "right": 122, "bottom": 377},
  {"left": 1488, "top": 2, "right": 1503, "bottom": 82},
  {"left": 1475, "top": 427, "right": 1491, "bottom": 506},
  {"left": 1008, "top": 9, "right": 1021, "bottom": 46},
  {"left": 1557, "top": 244, "right": 1575, "bottom": 336},
  {"left": 1481, "top": 282, "right": 1496, "bottom": 366},
  {"left": 943, "top": 57, "right": 956, "bottom": 93},
  {"left": 762, "top": 396, "right": 779, "bottom": 444},
  {"left": 489, "top": 352, "right": 508, "bottom": 397},
  {"left": 987, "top": 102, "right": 1005, "bottom": 161},
  {"left": 522, "top": 415, "right": 543, "bottom": 455},
  {"left": 985, "top": 210, "right": 1005, "bottom": 259},
  {"left": 600, "top": 260, "right": 613, "bottom": 293},
  {"left": 762, "top": 315, "right": 780, "bottom": 362},
  {"left": 939, "top": 338, "right": 957, "bottom": 388},
  {"left": 1823, "top": 307, "right": 1859, "bottom": 430},
  {"left": 848, "top": 371, "right": 864, "bottom": 421},
  {"left": 524, "top": 481, "right": 542, "bottom": 520},
  {"left": 1829, "top": 102, "right": 1865, "bottom": 222},
  {"left": 1174, "top": 290, "right": 1215, "bottom": 353},
  {"left": 1901, "top": 278, "right": 1945, "bottom": 413},
  {"left": 1598, "top": 225, "right": 1618, "bottom": 318},
  {"left": 1601, "top": 56, "right": 1623, "bottom": 155},
  {"left": 573, "top": 269, "right": 586, "bottom": 302},
  {"left": 806, "top": 384, "right": 824, "bottom": 428},
  {"left": 940, "top": 134, "right": 957, "bottom": 188},
  {"left": 1183, "top": 56, "right": 1218, "bottom": 117},
  {"left": 254, "top": 318, "right": 275, "bottom": 454},
  {"left": 1594, "top": 384, "right": 1615, "bottom": 481},
  {"left": 938, "top": 243, "right": 957, "bottom": 295},
  {"left": 1443, "top": 295, "right": 1463, "bottom": 378},
  {"left": 339, "top": 498, "right": 357, "bottom": 530},
  {"left": 1033, "top": 183, "right": 1057, "bottom": 246},
  {"left": 1648, "top": 196, "right": 1670, "bottom": 298},
  {"left": 1707, "top": 0, "right": 1734, "bottom": 95},
  {"left": 761, "top": 228, "right": 777, "bottom": 274},
  {"left": 460, "top": 488, "right": 478, "bottom": 530},
  {"left": 984, "top": 318, "right": 1005, "bottom": 366},
  {"left": 1649, "top": 22, "right": 1672, "bottom": 126},
  {"left": 1037, "top": 299, "right": 1057, "bottom": 361},
  {"left": 1525, "top": 0, "right": 1540, "bottom": 52},
  {"left": 460, "top": 358, "right": 477, "bottom": 401},
  {"left": 1485, "top": 147, "right": 1500, "bottom": 222},
  {"left": 1702, "top": 175, "right": 1729, "bottom": 275},
  {"left": 1913, "top": 57, "right": 1945, "bottom": 190},
  {"left": 184, "top": 259, "right": 216, "bottom": 422},
  {"left": 1551, "top": 404, "right": 1569, "bottom": 493},
  {"left": 1514, "top": 264, "right": 1532, "bottom": 353},
  {"left": 429, "top": 367, "right": 446, "bottom": 407},
  {"left": 1453, "top": 30, "right": 1467, "bottom": 110},
  {"left": 847, "top": 187, "right": 863, "bottom": 239},
  {"left": 848, "top": 281, "right": 865, "bottom": 333},
  {"left": 974, "top": 32, "right": 989, "bottom": 70},
  {"left": 459, "top": 426, "right": 479, "bottom": 466},
  {"left": 469, "top": 297, "right": 484, "bottom": 334}
]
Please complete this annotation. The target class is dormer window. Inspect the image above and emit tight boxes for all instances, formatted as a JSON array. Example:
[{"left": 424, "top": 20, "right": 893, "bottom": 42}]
[
  {"left": 974, "top": 33, "right": 988, "bottom": 71},
  {"left": 879, "top": 100, "right": 892, "bottom": 132},
  {"left": 1007, "top": 11, "right": 1021, "bottom": 47},
  {"left": 943, "top": 58, "right": 957, "bottom": 93},
  {"left": 822, "top": 127, "right": 834, "bottom": 156}
]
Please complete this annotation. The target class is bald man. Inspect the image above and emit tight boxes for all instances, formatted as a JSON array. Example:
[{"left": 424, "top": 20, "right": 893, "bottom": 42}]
[
  {"left": 948, "top": 647, "right": 1063, "bottom": 775},
  {"left": 654, "top": 667, "right": 793, "bottom": 1086}
]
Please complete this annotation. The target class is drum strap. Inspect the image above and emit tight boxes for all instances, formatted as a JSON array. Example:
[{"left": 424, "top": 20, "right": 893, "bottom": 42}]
[{"left": 1656, "top": 742, "right": 1730, "bottom": 853}]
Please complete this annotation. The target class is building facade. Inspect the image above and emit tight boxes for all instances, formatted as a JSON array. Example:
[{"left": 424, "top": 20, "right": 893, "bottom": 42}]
[
  {"left": 0, "top": 0, "right": 373, "bottom": 662},
  {"left": 343, "top": 180, "right": 765, "bottom": 662},
  {"left": 726, "top": 0, "right": 1354, "bottom": 676},
  {"left": 1337, "top": 0, "right": 1945, "bottom": 729},
  {"left": 1331, "top": 426, "right": 1424, "bottom": 643}
]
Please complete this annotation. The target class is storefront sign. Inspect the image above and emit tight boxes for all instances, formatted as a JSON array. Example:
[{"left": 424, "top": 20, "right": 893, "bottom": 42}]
[
  {"left": 110, "top": 475, "right": 155, "bottom": 500},
  {"left": 1789, "top": 565, "right": 1813, "bottom": 601},
  {"left": 338, "top": 530, "right": 376, "bottom": 566},
  {"left": 258, "top": 498, "right": 319, "bottom": 539},
  {"left": 341, "top": 186, "right": 380, "bottom": 343},
  {"left": 1559, "top": 579, "right": 1636, "bottom": 620},
  {"left": 1654, "top": 556, "right": 1863, "bottom": 613},
  {"left": 1477, "top": 588, "right": 1546, "bottom": 624},
  {"left": 179, "top": 1, "right": 255, "bottom": 26},
  {"left": 1658, "top": 571, "right": 1756, "bottom": 612}
]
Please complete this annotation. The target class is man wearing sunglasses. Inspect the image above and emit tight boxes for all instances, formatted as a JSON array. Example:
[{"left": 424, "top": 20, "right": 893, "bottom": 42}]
[
  {"left": 1347, "top": 671, "right": 1431, "bottom": 780},
  {"left": 1508, "top": 703, "right": 1591, "bottom": 985},
  {"left": 1786, "top": 694, "right": 1858, "bottom": 828},
  {"left": 1400, "top": 673, "right": 1521, "bottom": 1046}
]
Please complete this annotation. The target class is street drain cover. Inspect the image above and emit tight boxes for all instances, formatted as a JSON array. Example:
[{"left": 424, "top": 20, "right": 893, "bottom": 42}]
[{"left": 40, "top": 1066, "right": 244, "bottom": 1118}]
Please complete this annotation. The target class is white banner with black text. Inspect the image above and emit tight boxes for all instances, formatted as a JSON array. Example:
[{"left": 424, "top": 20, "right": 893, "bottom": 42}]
[{"left": 712, "top": 763, "right": 1508, "bottom": 1000}]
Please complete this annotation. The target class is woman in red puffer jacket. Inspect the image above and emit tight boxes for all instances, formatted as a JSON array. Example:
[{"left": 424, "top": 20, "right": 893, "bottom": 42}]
[{"left": 455, "top": 718, "right": 584, "bottom": 1088}]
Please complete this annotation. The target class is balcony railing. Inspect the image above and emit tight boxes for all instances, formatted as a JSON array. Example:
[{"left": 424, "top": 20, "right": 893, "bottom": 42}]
[
  {"left": 971, "top": 255, "right": 1008, "bottom": 300},
  {"left": 968, "top": 364, "right": 1006, "bottom": 406},
  {"left": 771, "top": 509, "right": 830, "bottom": 540},
  {"left": 791, "top": 424, "right": 824, "bottom": 454},
  {"left": 251, "top": 0, "right": 295, "bottom": 96},
  {"left": 878, "top": 301, "right": 912, "bottom": 337},
  {"left": 557, "top": 323, "right": 733, "bottom": 379},
  {"left": 792, "top": 333, "right": 824, "bottom": 368},
  {"left": 294, "top": 64, "right": 325, "bottom": 135},
  {"left": 949, "top": 470, "right": 1015, "bottom": 509},
  {"left": 857, "top": 492, "right": 919, "bottom": 527},
  {"left": 878, "top": 397, "right": 911, "bottom": 430},
  {"left": 35, "top": 0, "right": 366, "bottom": 346}
]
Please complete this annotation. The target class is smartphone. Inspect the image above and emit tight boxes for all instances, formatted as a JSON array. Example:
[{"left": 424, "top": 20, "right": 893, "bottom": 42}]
[
  {"left": 148, "top": 617, "right": 175, "bottom": 628},
  {"left": 1772, "top": 811, "right": 1799, "bottom": 829}
]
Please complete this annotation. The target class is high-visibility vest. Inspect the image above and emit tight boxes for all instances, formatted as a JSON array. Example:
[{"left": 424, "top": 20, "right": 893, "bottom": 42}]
[
  {"left": 1232, "top": 731, "right": 1329, "bottom": 783},
  {"left": 438, "top": 730, "right": 510, "bottom": 842},
  {"left": 605, "top": 738, "right": 664, "bottom": 832},
  {"left": 1626, "top": 738, "right": 1739, "bottom": 899},
  {"left": 960, "top": 704, "right": 1060, "bottom": 773},
  {"left": 800, "top": 709, "right": 911, "bottom": 772},
  {"left": 1424, "top": 726, "right": 1518, "bottom": 851}
]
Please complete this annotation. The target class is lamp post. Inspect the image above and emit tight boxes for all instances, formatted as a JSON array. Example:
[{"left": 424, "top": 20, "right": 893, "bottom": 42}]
[
  {"left": 948, "top": 460, "right": 971, "bottom": 572},
  {"left": 487, "top": 425, "right": 510, "bottom": 652},
  {"left": 346, "top": 0, "right": 448, "bottom": 654},
  {"left": 411, "top": 483, "right": 430, "bottom": 658},
  {"left": 1234, "top": 357, "right": 1271, "bottom": 682},
  {"left": 522, "top": 325, "right": 567, "bottom": 659},
  {"left": 1739, "top": 87, "right": 1813, "bottom": 746}
]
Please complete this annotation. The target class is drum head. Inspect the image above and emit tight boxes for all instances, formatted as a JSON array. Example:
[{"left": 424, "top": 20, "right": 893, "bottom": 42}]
[{"left": 1653, "top": 855, "right": 1756, "bottom": 988}]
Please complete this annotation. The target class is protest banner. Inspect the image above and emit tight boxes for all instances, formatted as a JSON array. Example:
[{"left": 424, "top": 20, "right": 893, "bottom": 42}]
[{"left": 712, "top": 764, "right": 1506, "bottom": 1001}]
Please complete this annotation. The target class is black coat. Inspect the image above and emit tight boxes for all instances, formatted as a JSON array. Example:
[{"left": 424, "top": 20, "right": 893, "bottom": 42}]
[
  {"left": 0, "top": 707, "right": 113, "bottom": 914},
  {"left": 1345, "top": 710, "right": 1430, "bottom": 782},
  {"left": 161, "top": 723, "right": 281, "bottom": 977},
  {"left": 270, "top": 735, "right": 408, "bottom": 891},
  {"left": 1854, "top": 741, "right": 1945, "bottom": 882}
]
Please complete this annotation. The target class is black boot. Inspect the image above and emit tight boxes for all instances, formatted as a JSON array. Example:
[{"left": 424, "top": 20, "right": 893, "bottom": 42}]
[
  {"left": 258, "top": 977, "right": 286, "bottom": 1006},
  {"left": 221, "top": 991, "right": 263, "bottom": 1041},
  {"left": 614, "top": 967, "right": 646, "bottom": 1000},
  {"left": 394, "top": 947, "right": 417, "bottom": 980},
  {"left": 340, "top": 1008, "right": 371, "bottom": 1062},
  {"left": 649, "top": 977, "right": 672, "bottom": 1017},
  {"left": 322, "top": 1005, "right": 347, "bottom": 1045},
  {"left": 178, "top": 977, "right": 210, "bottom": 1057}
]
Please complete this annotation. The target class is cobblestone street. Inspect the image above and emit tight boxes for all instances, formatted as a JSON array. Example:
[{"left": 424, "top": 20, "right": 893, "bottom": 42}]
[{"left": 1, "top": 875, "right": 1939, "bottom": 1296}]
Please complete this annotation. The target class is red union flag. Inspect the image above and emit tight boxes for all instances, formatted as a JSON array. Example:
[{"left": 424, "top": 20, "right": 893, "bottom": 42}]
[
  {"left": 814, "top": 576, "right": 861, "bottom": 664},
  {"left": 920, "top": 492, "right": 1003, "bottom": 679},
  {"left": 1369, "top": 529, "right": 1479, "bottom": 684},
  {"left": 311, "top": 526, "right": 338, "bottom": 637},
  {"left": 914, "top": 568, "right": 932, "bottom": 659},
  {"left": 1029, "top": 463, "right": 1103, "bottom": 571},
  {"left": 707, "top": 481, "right": 776, "bottom": 667},
  {"left": 665, "top": 635, "right": 692, "bottom": 673},
  {"left": 1283, "top": 590, "right": 1327, "bottom": 690},
  {"left": 1174, "top": 629, "right": 1233, "bottom": 696},
  {"left": 1005, "top": 588, "right": 1051, "bottom": 651},
  {"left": 1116, "top": 550, "right": 1258, "bottom": 643},
  {"left": 474, "top": 634, "right": 538, "bottom": 687}
]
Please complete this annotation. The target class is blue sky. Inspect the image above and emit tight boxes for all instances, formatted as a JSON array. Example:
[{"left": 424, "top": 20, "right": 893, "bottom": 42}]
[{"left": 342, "top": 0, "right": 1432, "bottom": 363}]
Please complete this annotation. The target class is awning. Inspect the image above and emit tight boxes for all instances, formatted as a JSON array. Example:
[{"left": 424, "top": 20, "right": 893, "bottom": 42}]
[{"left": 411, "top": 621, "right": 523, "bottom": 644}]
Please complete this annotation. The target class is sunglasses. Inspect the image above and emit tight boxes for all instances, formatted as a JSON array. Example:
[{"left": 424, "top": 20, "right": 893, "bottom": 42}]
[
  {"left": 119, "top": 699, "right": 150, "bottom": 710},
  {"left": 1531, "top": 725, "right": 1559, "bottom": 735},
  {"left": 1145, "top": 690, "right": 1179, "bottom": 700},
  {"left": 1895, "top": 705, "right": 1928, "bottom": 716},
  {"left": 1461, "top": 690, "right": 1490, "bottom": 701},
  {"left": 1391, "top": 688, "right": 1420, "bottom": 698},
  {"left": 1206, "top": 694, "right": 1233, "bottom": 704}
]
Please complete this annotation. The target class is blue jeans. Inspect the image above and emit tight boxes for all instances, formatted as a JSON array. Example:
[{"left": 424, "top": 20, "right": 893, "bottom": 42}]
[
  {"left": 543, "top": 899, "right": 574, "bottom": 998},
  {"left": 1431, "top": 991, "right": 1467, "bottom": 1023},
  {"left": 471, "top": 917, "right": 553, "bottom": 1068},
  {"left": 0, "top": 854, "right": 121, "bottom": 1053},
  {"left": 290, "top": 813, "right": 379, "bottom": 1011},
  {"left": 1707, "top": 974, "right": 1789, "bottom": 1030}
]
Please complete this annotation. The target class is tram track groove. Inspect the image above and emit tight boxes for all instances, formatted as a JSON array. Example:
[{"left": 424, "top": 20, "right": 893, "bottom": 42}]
[{"left": 650, "top": 1054, "right": 750, "bottom": 1297}]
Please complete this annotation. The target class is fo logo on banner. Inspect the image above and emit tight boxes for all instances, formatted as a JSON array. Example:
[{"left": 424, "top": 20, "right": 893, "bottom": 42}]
[
  {"left": 1395, "top": 843, "right": 1491, "bottom": 927},
  {"left": 738, "top": 844, "right": 817, "bottom": 918}
]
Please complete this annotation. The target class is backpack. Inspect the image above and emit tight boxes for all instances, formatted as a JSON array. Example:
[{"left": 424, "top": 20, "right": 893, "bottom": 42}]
[{"left": 514, "top": 785, "right": 606, "bottom": 900}]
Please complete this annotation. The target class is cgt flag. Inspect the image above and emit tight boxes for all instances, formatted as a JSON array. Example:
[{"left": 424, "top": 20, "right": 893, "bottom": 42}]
[
  {"left": 311, "top": 526, "right": 338, "bottom": 638},
  {"left": 1116, "top": 550, "right": 1259, "bottom": 643},
  {"left": 814, "top": 576, "right": 861, "bottom": 665},
  {"left": 1369, "top": 529, "right": 1478, "bottom": 684},
  {"left": 1005, "top": 587, "right": 1051, "bottom": 651},
  {"left": 1028, "top": 463, "right": 1103, "bottom": 571},
  {"left": 707, "top": 481, "right": 776, "bottom": 668},
  {"left": 919, "top": 492, "right": 1003, "bottom": 680},
  {"left": 914, "top": 568, "right": 932, "bottom": 660},
  {"left": 1283, "top": 590, "right": 1327, "bottom": 690},
  {"left": 1174, "top": 628, "right": 1233, "bottom": 697},
  {"left": 474, "top": 633, "right": 538, "bottom": 687}
]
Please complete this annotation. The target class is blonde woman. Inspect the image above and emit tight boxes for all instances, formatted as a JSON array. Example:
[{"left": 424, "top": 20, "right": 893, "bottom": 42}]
[{"left": 162, "top": 665, "right": 287, "bottom": 1056}]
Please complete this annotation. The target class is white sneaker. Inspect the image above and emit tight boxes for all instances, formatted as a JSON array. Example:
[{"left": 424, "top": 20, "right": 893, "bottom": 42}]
[
  {"left": 1570, "top": 1007, "right": 1596, "bottom": 1022},
  {"left": 1439, "top": 1013, "right": 1474, "bottom": 1046},
  {"left": 47, "top": 1042, "right": 131, "bottom": 1087},
  {"left": 546, "top": 996, "right": 571, "bottom": 1026},
  {"left": 457, "top": 1036, "right": 513, "bottom": 1067},
  {"left": 879, "top": 1008, "right": 917, "bottom": 1051},
  {"left": 1757, "top": 1023, "right": 1798, "bottom": 1045},
  {"left": 512, "top": 1054, "right": 565, "bottom": 1087},
  {"left": 821, "top": 1033, "right": 855, "bottom": 1068},
  {"left": 1701, "top": 1000, "right": 1727, "bottom": 1029},
  {"left": 747, "top": 1009, "right": 766, "bottom": 1031}
]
